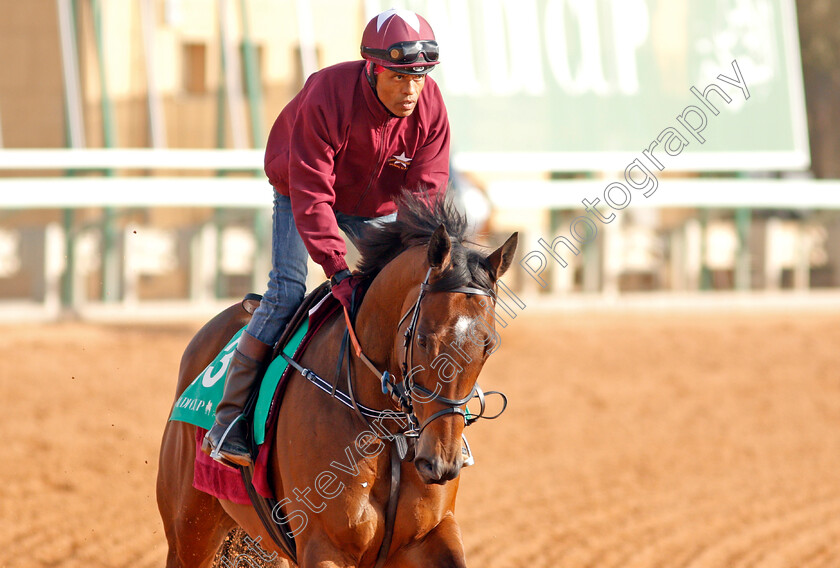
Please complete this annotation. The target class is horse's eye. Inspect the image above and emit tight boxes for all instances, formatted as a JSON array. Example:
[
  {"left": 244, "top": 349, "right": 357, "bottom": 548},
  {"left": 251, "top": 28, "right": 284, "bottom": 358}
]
[{"left": 417, "top": 334, "right": 428, "bottom": 349}]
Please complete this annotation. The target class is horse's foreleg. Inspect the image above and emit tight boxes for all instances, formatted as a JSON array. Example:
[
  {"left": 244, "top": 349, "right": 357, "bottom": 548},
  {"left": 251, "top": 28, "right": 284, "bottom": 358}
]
[
  {"left": 157, "top": 421, "right": 236, "bottom": 567},
  {"left": 296, "top": 531, "right": 360, "bottom": 568},
  {"left": 387, "top": 515, "right": 467, "bottom": 568}
]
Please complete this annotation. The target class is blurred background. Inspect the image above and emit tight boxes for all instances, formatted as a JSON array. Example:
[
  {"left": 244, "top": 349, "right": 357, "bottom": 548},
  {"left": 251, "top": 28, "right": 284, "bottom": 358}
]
[
  {"left": 0, "top": 0, "right": 838, "bottom": 318},
  {"left": 3, "top": 4, "right": 840, "bottom": 567}
]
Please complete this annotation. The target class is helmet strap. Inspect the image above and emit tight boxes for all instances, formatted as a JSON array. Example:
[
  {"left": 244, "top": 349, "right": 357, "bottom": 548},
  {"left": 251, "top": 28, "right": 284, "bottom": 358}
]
[{"left": 365, "top": 61, "right": 378, "bottom": 92}]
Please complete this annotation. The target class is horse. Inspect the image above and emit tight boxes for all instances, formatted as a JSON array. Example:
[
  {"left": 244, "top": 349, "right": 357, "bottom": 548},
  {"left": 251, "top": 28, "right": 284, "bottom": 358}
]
[{"left": 156, "top": 193, "right": 518, "bottom": 567}]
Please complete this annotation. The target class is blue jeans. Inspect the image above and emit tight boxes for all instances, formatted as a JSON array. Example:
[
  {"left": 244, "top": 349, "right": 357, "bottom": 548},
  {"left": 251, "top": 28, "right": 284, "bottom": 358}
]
[{"left": 246, "top": 192, "right": 395, "bottom": 346}]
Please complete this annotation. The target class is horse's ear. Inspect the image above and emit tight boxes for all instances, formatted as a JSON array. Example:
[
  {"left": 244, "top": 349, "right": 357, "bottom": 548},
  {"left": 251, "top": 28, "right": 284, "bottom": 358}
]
[
  {"left": 428, "top": 224, "right": 452, "bottom": 269},
  {"left": 487, "top": 232, "right": 518, "bottom": 280}
]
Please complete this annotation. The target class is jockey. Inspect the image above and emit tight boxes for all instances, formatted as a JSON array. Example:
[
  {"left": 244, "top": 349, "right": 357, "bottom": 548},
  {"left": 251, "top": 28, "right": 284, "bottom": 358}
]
[{"left": 203, "top": 8, "right": 451, "bottom": 467}]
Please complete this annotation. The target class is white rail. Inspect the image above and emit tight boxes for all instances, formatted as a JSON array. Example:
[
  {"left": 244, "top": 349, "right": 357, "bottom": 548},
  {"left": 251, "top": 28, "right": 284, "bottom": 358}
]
[
  {"left": 0, "top": 148, "right": 264, "bottom": 171},
  {"left": 487, "top": 178, "right": 840, "bottom": 210},
  {"left": 2, "top": 150, "right": 840, "bottom": 320},
  {"left": 0, "top": 177, "right": 272, "bottom": 208}
]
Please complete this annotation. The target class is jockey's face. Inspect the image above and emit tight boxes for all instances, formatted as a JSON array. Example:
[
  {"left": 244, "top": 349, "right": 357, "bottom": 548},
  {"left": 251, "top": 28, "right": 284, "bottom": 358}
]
[{"left": 376, "top": 70, "right": 426, "bottom": 117}]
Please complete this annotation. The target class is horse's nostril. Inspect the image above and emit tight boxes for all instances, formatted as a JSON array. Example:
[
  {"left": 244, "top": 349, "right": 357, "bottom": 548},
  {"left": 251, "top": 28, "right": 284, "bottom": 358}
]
[
  {"left": 415, "top": 458, "right": 434, "bottom": 476},
  {"left": 415, "top": 457, "right": 444, "bottom": 482},
  {"left": 414, "top": 456, "right": 462, "bottom": 484}
]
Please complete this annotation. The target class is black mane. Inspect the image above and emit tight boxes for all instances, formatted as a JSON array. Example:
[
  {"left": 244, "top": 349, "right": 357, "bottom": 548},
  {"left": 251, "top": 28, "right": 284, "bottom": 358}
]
[{"left": 354, "top": 191, "right": 495, "bottom": 293}]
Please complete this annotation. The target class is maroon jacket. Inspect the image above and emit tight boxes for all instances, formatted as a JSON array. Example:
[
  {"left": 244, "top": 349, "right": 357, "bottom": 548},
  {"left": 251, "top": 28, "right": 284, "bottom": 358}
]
[{"left": 264, "top": 61, "right": 451, "bottom": 277}]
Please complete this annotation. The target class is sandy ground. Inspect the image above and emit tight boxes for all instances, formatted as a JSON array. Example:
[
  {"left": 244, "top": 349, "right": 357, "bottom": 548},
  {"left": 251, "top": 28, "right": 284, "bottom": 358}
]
[{"left": 1, "top": 308, "right": 839, "bottom": 567}]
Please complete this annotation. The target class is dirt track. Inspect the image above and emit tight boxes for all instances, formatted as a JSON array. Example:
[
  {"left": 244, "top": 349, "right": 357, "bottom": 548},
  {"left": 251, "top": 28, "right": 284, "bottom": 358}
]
[{"left": 2, "top": 309, "right": 839, "bottom": 567}]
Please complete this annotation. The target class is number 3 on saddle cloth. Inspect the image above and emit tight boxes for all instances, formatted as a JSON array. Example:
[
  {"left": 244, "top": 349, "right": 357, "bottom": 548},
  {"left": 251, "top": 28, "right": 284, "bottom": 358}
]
[{"left": 169, "top": 282, "right": 339, "bottom": 504}]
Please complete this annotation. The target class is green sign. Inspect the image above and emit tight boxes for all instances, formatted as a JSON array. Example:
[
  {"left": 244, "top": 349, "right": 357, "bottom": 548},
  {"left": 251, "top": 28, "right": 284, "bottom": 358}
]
[{"left": 376, "top": 0, "right": 809, "bottom": 171}]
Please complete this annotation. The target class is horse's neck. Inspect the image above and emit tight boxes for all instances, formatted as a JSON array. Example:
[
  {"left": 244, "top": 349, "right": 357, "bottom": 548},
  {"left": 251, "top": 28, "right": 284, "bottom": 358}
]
[
  {"left": 348, "top": 248, "right": 427, "bottom": 409},
  {"left": 325, "top": 250, "right": 459, "bottom": 538},
  {"left": 357, "top": 248, "right": 426, "bottom": 352}
]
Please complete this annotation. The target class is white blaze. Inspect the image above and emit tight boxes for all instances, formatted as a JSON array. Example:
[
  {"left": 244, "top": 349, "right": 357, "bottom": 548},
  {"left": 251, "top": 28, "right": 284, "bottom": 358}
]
[{"left": 454, "top": 316, "right": 474, "bottom": 345}]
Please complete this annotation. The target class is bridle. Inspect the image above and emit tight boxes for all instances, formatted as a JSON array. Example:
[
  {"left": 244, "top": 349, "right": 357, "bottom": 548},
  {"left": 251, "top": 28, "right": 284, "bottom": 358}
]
[
  {"left": 280, "top": 266, "right": 508, "bottom": 459},
  {"left": 342, "top": 267, "right": 508, "bottom": 446}
]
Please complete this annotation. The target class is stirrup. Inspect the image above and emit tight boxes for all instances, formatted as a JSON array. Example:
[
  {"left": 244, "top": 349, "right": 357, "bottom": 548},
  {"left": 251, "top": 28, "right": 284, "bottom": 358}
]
[
  {"left": 208, "top": 415, "right": 252, "bottom": 467},
  {"left": 461, "top": 433, "right": 475, "bottom": 467}
]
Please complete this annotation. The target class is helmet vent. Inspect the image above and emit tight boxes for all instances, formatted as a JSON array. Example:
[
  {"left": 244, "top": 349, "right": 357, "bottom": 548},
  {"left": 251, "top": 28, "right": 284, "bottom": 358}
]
[{"left": 376, "top": 8, "right": 421, "bottom": 33}]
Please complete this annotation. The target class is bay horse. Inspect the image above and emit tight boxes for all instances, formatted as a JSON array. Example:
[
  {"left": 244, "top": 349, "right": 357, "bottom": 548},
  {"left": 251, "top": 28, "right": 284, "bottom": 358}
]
[{"left": 157, "top": 194, "right": 518, "bottom": 567}]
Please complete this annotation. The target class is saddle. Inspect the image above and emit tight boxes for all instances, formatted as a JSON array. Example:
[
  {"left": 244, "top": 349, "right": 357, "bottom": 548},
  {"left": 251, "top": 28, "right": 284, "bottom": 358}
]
[{"left": 272, "top": 281, "right": 332, "bottom": 359}]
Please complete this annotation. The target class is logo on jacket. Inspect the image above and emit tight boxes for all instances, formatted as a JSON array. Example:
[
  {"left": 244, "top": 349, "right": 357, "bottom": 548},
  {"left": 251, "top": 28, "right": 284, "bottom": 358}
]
[{"left": 387, "top": 152, "right": 413, "bottom": 170}]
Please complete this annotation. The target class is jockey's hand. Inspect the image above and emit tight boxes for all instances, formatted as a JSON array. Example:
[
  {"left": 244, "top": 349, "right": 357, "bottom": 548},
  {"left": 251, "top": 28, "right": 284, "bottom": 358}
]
[{"left": 331, "top": 270, "right": 359, "bottom": 311}]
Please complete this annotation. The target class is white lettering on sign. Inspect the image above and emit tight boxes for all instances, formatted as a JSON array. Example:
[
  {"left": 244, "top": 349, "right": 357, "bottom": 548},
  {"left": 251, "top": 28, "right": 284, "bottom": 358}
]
[
  {"left": 420, "top": 0, "right": 649, "bottom": 96},
  {"left": 545, "top": 0, "right": 609, "bottom": 95},
  {"left": 610, "top": 0, "right": 649, "bottom": 95},
  {"left": 427, "top": 0, "right": 482, "bottom": 94},
  {"left": 482, "top": 0, "right": 546, "bottom": 96}
]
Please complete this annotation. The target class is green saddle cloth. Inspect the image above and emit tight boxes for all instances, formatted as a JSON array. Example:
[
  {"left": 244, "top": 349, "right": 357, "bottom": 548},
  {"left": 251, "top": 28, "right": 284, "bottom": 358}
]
[{"left": 169, "top": 321, "right": 308, "bottom": 445}]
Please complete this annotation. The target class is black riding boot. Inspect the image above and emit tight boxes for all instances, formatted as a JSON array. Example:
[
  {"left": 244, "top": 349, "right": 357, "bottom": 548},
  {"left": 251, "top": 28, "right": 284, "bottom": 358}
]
[{"left": 201, "top": 332, "right": 272, "bottom": 467}]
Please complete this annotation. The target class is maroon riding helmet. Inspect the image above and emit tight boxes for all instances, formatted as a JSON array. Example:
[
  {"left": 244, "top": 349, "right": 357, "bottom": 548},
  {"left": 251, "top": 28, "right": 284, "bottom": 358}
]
[{"left": 360, "top": 8, "right": 440, "bottom": 75}]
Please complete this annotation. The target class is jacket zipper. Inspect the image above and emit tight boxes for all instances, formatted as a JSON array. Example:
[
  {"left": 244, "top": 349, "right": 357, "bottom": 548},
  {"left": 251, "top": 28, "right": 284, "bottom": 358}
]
[{"left": 352, "top": 118, "right": 390, "bottom": 215}]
